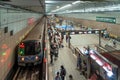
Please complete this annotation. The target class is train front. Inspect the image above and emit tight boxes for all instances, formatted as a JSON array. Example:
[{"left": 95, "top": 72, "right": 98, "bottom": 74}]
[{"left": 17, "top": 40, "right": 43, "bottom": 66}]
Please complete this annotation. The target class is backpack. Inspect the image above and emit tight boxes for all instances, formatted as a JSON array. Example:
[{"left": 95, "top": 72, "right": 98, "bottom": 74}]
[{"left": 60, "top": 69, "right": 66, "bottom": 76}]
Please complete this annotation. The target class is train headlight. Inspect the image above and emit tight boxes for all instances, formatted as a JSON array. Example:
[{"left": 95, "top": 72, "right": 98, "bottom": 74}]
[
  {"left": 21, "top": 57, "right": 24, "bottom": 61},
  {"left": 36, "top": 56, "right": 39, "bottom": 60}
]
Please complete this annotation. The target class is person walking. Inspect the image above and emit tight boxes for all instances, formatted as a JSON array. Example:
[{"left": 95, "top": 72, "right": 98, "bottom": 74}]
[
  {"left": 60, "top": 65, "right": 66, "bottom": 80},
  {"left": 81, "top": 61, "right": 87, "bottom": 76}
]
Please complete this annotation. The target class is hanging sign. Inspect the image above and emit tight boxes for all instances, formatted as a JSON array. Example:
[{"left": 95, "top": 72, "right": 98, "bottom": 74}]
[{"left": 96, "top": 17, "right": 116, "bottom": 24}]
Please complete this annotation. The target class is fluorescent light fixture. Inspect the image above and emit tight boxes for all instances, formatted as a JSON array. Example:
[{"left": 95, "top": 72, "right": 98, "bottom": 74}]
[
  {"left": 71, "top": 32, "right": 75, "bottom": 34},
  {"left": 56, "top": 6, "right": 60, "bottom": 8},
  {"left": 107, "top": 71, "right": 113, "bottom": 77},
  {"left": 103, "top": 66, "right": 113, "bottom": 77},
  {"left": 90, "top": 54, "right": 96, "bottom": 60},
  {"left": 103, "top": 66, "right": 110, "bottom": 72},
  {"left": 45, "top": 1, "right": 55, "bottom": 3},
  {"left": 88, "top": 31, "right": 92, "bottom": 34},
  {"left": 90, "top": 50, "right": 94, "bottom": 54},
  {"left": 96, "top": 59, "right": 103, "bottom": 66},
  {"left": 84, "top": 31, "right": 87, "bottom": 34},
  {"left": 51, "top": 4, "right": 72, "bottom": 13},
  {"left": 66, "top": 10, "right": 68, "bottom": 11},
  {"left": 95, "top": 31, "right": 99, "bottom": 34},
  {"left": 72, "top": 1, "right": 80, "bottom": 5},
  {"left": 60, "top": 4, "right": 72, "bottom": 9},
  {"left": 49, "top": 3, "right": 120, "bottom": 14},
  {"left": 79, "top": 32, "right": 83, "bottom": 34}
]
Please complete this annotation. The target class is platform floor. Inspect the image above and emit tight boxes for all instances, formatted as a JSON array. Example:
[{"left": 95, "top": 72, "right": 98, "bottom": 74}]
[
  {"left": 48, "top": 29, "right": 120, "bottom": 80},
  {"left": 48, "top": 40, "right": 86, "bottom": 80}
]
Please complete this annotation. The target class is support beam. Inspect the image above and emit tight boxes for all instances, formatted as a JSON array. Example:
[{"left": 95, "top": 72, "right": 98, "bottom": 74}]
[{"left": 38, "top": 0, "right": 45, "bottom": 13}]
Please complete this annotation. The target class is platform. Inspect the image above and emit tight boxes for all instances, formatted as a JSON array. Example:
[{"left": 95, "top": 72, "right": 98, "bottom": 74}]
[
  {"left": 48, "top": 29, "right": 120, "bottom": 80},
  {"left": 48, "top": 40, "right": 86, "bottom": 80}
]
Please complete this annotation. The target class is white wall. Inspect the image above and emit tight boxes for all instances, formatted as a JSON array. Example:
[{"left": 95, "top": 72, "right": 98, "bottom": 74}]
[{"left": 59, "top": 12, "right": 120, "bottom": 24}]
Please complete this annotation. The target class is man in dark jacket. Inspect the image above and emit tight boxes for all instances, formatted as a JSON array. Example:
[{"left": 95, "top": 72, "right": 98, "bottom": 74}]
[{"left": 60, "top": 65, "right": 66, "bottom": 80}]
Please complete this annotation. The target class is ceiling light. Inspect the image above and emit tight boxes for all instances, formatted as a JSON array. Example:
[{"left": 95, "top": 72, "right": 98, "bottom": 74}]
[
  {"left": 45, "top": 1, "right": 55, "bottom": 3},
  {"left": 66, "top": 10, "right": 69, "bottom": 12},
  {"left": 72, "top": 1, "right": 80, "bottom": 5},
  {"left": 60, "top": 4, "right": 72, "bottom": 9},
  {"left": 56, "top": 6, "right": 60, "bottom": 8},
  {"left": 51, "top": 4, "right": 72, "bottom": 13}
]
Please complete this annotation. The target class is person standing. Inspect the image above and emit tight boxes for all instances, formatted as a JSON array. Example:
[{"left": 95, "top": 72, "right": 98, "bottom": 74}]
[
  {"left": 77, "top": 54, "right": 81, "bottom": 70},
  {"left": 50, "top": 43, "right": 54, "bottom": 64},
  {"left": 60, "top": 65, "right": 66, "bottom": 80},
  {"left": 61, "top": 33, "right": 64, "bottom": 43},
  {"left": 66, "top": 34, "right": 68, "bottom": 43}
]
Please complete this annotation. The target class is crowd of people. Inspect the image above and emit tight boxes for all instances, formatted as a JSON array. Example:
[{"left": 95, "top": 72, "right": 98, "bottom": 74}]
[
  {"left": 48, "top": 26, "right": 74, "bottom": 80},
  {"left": 48, "top": 25, "right": 105, "bottom": 80},
  {"left": 48, "top": 26, "right": 64, "bottom": 64}
]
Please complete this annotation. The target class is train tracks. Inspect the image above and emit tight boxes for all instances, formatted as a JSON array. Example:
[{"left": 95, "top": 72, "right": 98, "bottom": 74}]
[{"left": 13, "top": 65, "right": 42, "bottom": 80}]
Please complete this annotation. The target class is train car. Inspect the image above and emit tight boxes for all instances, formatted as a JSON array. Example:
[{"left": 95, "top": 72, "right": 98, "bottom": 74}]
[
  {"left": 18, "top": 39, "right": 43, "bottom": 66},
  {"left": 17, "top": 20, "right": 44, "bottom": 66}
]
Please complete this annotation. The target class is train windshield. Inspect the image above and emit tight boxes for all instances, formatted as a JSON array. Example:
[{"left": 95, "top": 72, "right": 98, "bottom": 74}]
[{"left": 19, "top": 40, "right": 41, "bottom": 55}]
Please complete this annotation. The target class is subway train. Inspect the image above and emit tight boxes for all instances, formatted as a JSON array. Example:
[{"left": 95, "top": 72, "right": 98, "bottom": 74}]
[{"left": 17, "top": 20, "right": 44, "bottom": 66}]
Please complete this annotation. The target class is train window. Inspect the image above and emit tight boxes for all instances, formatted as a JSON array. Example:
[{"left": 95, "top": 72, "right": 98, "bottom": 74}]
[
  {"left": 25, "top": 43, "right": 35, "bottom": 55},
  {"left": 35, "top": 42, "right": 41, "bottom": 54},
  {"left": 22, "top": 41, "right": 41, "bottom": 55}
]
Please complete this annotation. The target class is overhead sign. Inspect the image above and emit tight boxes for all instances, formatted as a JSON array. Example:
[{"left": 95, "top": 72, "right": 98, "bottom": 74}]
[
  {"left": 60, "top": 29, "right": 105, "bottom": 35},
  {"left": 96, "top": 17, "right": 116, "bottom": 24}
]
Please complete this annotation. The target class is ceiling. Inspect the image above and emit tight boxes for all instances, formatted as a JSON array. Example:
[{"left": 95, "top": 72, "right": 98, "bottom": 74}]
[{"left": 0, "top": 0, "right": 120, "bottom": 14}]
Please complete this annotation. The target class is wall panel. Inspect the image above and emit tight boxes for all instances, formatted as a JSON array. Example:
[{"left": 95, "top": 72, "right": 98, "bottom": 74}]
[{"left": 0, "top": 7, "right": 43, "bottom": 79}]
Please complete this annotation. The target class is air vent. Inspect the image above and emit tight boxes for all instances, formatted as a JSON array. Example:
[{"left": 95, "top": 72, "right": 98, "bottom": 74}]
[
  {"left": 4, "top": 27, "right": 8, "bottom": 33},
  {"left": 10, "top": 30, "right": 13, "bottom": 36}
]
